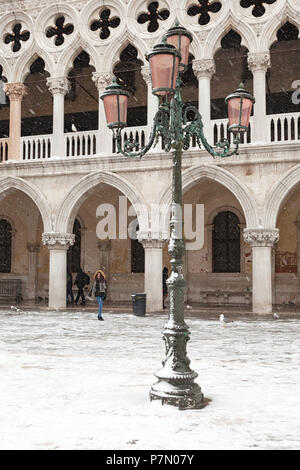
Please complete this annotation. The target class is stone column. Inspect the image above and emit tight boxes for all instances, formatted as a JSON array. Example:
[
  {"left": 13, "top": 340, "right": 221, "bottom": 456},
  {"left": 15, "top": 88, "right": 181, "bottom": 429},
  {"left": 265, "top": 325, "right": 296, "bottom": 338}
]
[
  {"left": 27, "top": 244, "right": 40, "bottom": 301},
  {"left": 4, "top": 83, "right": 27, "bottom": 161},
  {"left": 140, "top": 237, "right": 166, "bottom": 312},
  {"left": 47, "top": 77, "right": 70, "bottom": 158},
  {"left": 141, "top": 65, "right": 159, "bottom": 129},
  {"left": 244, "top": 228, "right": 279, "bottom": 314},
  {"left": 92, "top": 72, "right": 112, "bottom": 154},
  {"left": 42, "top": 232, "right": 75, "bottom": 310},
  {"left": 192, "top": 59, "right": 216, "bottom": 144},
  {"left": 247, "top": 52, "right": 271, "bottom": 143}
]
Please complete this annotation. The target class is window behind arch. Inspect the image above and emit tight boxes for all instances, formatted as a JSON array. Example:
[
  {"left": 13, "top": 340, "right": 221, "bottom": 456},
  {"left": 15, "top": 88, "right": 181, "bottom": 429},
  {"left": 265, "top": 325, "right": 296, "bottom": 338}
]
[
  {"left": 68, "top": 219, "right": 81, "bottom": 273},
  {"left": 212, "top": 211, "right": 240, "bottom": 273},
  {"left": 0, "top": 219, "right": 12, "bottom": 272}
]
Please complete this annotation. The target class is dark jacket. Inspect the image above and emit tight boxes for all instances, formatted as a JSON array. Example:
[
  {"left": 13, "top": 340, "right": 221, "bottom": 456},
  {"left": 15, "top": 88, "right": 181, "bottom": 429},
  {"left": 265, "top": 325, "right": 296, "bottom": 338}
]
[{"left": 74, "top": 271, "right": 90, "bottom": 289}]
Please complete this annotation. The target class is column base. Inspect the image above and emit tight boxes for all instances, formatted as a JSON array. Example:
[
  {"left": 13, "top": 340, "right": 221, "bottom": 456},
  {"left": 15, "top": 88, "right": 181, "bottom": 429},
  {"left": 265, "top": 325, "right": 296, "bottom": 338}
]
[{"left": 150, "top": 379, "right": 203, "bottom": 410}]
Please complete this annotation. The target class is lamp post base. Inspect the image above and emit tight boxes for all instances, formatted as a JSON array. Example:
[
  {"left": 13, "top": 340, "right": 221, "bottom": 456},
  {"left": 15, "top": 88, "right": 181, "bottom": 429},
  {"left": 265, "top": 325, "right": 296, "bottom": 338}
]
[{"left": 150, "top": 380, "right": 203, "bottom": 410}]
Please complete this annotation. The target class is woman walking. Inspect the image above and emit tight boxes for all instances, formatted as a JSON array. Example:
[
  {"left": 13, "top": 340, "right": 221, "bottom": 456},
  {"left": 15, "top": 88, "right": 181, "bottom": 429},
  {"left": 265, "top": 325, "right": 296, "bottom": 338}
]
[{"left": 89, "top": 270, "right": 107, "bottom": 321}]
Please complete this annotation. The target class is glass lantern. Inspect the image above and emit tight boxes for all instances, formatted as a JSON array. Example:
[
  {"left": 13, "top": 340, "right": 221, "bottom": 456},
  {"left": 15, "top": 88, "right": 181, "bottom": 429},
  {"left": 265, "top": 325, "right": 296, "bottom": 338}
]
[
  {"left": 225, "top": 83, "right": 255, "bottom": 134},
  {"left": 100, "top": 77, "right": 130, "bottom": 129},
  {"left": 164, "top": 23, "right": 193, "bottom": 71},
  {"left": 146, "top": 42, "right": 181, "bottom": 97}
]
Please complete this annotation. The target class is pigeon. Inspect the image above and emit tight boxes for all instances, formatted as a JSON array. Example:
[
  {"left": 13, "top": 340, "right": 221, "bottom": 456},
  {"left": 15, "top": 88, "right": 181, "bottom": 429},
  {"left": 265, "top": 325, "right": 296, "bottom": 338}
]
[
  {"left": 219, "top": 314, "right": 233, "bottom": 324},
  {"left": 71, "top": 123, "right": 77, "bottom": 132},
  {"left": 273, "top": 312, "right": 279, "bottom": 319},
  {"left": 186, "top": 305, "right": 192, "bottom": 310}
]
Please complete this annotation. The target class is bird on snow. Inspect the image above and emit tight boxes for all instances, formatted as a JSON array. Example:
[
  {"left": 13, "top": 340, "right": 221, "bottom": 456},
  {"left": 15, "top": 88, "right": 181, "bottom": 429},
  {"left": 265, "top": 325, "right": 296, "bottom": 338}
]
[
  {"left": 10, "top": 305, "right": 22, "bottom": 313},
  {"left": 186, "top": 305, "right": 192, "bottom": 310},
  {"left": 273, "top": 312, "right": 279, "bottom": 319},
  {"left": 219, "top": 314, "right": 233, "bottom": 324}
]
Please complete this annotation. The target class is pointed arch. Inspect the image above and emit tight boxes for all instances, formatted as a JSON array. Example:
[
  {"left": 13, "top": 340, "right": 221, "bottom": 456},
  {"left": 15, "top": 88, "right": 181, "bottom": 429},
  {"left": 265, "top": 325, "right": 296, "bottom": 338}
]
[
  {"left": 262, "top": 8, "right": 300, "bottom": 50},
  {"left": 153, "top": 164, "right": 259, "bottom": 234},
  {"left": 204, "top": 15, "right": 257, "bottom": 58},
  {"left": 0, "top": 176, "right": 52, "bottom": 232},
  {"left": 57, "top": 40, "right": 99, "bottom": 78},
  {"left": 14, "top": 46, "right": 53, "bottom": 83},
  {"left": 55, "top": 171, "right": 149, "bottom": 234},
  {"left": 103, "top": 33, "right": 148, "bottom": 73},
  {"left": 263, "top": 164, "right": 300, "bottom": 228}
]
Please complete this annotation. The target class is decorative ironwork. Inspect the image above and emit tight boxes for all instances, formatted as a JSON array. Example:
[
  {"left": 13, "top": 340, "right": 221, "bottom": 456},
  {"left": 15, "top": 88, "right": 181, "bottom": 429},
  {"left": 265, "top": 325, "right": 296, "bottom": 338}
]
[
  {"left": 137, "top": 2, "right": 170, "bottom": 33},
  {"left": 0, "top": 219, "right": 12, "bottom": 273},
  {"left": 240, "top": 0, "right": 277, "bottom": 17},
  {"left": 46, "top": 16, "right": 74, "bottom": 46},
  {"left": 187, "top": 0, "right": 222, "bottom": 26},
  {"left": 90, "top": 9, "right": 120, "bottom": 39},
  {"left": 4, "top": 23, "right": 30, "bottom": 52},
  {"left": 212, "top": 211, "right": 240, "bottom": 273}
]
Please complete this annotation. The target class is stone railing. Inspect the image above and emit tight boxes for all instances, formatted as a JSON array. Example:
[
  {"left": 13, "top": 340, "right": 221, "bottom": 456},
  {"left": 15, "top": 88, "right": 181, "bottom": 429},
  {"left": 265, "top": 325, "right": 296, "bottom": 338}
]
[
  {"left": 65, "top": 130, "right": 98, "bottom": 157},
  {"left": 4, "top": 112, "right": 300, "bottom": 163},
  {"left": 21, "top": 135, "right": 52, "bottom": 160},
  {"left": 0, "top": 138, "right": 8, "bottom": 162},
  {"left": 268, "top": 112, "right": 300, "bottom": 143}
]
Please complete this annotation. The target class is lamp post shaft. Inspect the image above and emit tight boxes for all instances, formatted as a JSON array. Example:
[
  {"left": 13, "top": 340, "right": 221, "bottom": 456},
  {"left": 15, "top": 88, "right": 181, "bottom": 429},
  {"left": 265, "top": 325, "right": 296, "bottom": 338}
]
[{"left": 150, "top": 139, "right": 203, "bottom": 409}]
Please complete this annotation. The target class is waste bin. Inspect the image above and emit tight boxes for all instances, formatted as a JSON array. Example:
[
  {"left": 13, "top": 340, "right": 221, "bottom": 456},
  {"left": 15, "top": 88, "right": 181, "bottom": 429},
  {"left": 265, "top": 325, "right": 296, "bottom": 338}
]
[{"left": 131, "top": 293, "right": 146, "bottom": 316}]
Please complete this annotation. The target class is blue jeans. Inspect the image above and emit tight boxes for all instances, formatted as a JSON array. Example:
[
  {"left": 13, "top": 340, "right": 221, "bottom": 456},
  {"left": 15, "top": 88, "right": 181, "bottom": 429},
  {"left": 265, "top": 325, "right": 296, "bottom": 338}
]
[{"left": 96, "top": 296, "right": 103, "bottom": 318}]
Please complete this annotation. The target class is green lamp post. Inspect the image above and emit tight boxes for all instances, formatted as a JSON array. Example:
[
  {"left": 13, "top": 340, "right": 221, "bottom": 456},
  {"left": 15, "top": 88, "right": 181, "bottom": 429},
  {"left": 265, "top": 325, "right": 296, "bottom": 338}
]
[{"left": 101, "top": 24, "right": 255, "bottom": 409}]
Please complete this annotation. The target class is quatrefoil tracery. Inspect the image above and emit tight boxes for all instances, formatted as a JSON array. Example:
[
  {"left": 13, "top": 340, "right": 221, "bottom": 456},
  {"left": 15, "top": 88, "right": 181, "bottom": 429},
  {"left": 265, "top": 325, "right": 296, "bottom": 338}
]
[
  {"left": 46, "top": 16, "right": 74, "bottom": 46},
  {"left": 240, "top": 0, "right": 277, "bottom": 17},
  {"left": 187, "top": 0, "right": 222, "bottom": 26},
  {"left": 90, "top": 9, "right": 121, "bottom": 40},
  {"left": 137, "top": 1, "right": 170, "bottom": 33},
  {"left": 4, "top": 23, "right": 30, "bottom": 53}
]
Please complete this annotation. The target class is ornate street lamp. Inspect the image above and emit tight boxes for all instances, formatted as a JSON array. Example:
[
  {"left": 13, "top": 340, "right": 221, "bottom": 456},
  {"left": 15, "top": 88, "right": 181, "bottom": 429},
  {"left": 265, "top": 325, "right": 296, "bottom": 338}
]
[{"left": 101, "top": 24, "right": 255, "bottom": 409}]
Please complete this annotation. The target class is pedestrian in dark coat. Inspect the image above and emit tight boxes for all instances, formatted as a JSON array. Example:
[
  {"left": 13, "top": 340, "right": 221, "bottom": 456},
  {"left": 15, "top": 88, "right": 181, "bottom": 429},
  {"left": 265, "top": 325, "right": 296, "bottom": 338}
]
[
  {"left": 74, "top": 268, "right": 90, "bottom": 305},
  {"left": 66, "top": 267, "right": 74, "bottom": 305},
  {"left": 162, "top": 267, "right": 169, "bottom": 309}
]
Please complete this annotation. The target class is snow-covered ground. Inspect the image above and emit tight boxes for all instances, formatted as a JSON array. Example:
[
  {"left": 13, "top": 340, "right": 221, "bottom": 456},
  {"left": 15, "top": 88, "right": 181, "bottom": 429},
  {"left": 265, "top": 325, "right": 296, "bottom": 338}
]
[{"left": 0, "top": 309, "right": 299, "bottom": 450}]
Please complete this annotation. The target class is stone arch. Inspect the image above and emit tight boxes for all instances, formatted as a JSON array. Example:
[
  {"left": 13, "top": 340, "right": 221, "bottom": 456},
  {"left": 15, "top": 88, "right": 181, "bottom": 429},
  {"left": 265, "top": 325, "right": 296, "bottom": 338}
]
[
  {"left": 57, "top": 41, "right": 99, "bottom": 78},
  {"left": 14, "top": 46, "right": 53, "bottom": 83},
  {"left": 204, "top": 14, "right": 257, "bottom": 58},
  {"left": 263, "top": 163, "right": 300, "bottom": 228},
  {"left": 154, "top": 164, "right": 258, "bottom": 234},
  {"left": 55, "top": 171, "right": 149, "bottom": 234},
  {"left": 0, "top": 176, "right": 52, "bottom": 232},
  {"left": 262, "top": 8, "right": 300, "bottom": 50},
  {"left": 103, "top": 34, "right": 147, "bottom": 73}
]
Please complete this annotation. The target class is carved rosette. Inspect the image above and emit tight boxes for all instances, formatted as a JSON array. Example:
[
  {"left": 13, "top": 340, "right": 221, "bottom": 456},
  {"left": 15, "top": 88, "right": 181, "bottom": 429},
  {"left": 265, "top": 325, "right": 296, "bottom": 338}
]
[
  {"left": 46, "top": 77, "right": 70, "bottom": 96},
  {"left": 247, "top": 52, "right": 271, "bottom": 73},
  {"left": 4, "top": 83, "right": 27, "bottom": 101},
  {"left": 92, "top": 72, "right": 112, "bottom": 92},
  {"left": 243, "top": 228, "right": 279, "bottom": 247},
  {"left": 192, "top": 59, "right": 216, "bottom": 79},
  {"left": 42, "top": 232, "right": 75, "bottom": 250}
]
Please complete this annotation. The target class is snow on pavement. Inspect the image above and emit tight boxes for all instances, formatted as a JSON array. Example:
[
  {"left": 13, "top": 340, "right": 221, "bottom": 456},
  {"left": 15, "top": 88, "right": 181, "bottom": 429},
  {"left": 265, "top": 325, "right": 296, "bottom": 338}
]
[{"left": 0, "top": 310, "right": 299, "bottom": 450}]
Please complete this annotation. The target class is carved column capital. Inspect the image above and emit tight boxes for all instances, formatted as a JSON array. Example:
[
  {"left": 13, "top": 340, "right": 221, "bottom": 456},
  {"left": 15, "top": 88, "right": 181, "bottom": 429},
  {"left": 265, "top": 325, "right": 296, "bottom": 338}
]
[
  {"left": 243, "top": 228, "right": 279, "bottom": 247},
  {"left": 139, "top": 234, "right": 167, "bottom": 250},
  {"left": 247, "top": 52, "right": 271, "bottom": 73},
  {"left": 141, "top": 65, "right": 152, "bottom": 85},
  {"left": 192, "top": 59, "right": 216, "bottom": 79},
  {"left": 46, "top": 77, "right": 70, "bottom": 95},
  {"left": 92, "top": 72, "right": 112, "bottom": 92},
  {"left": 42, "top": 232, "right": 75, "bottom": 250},
  {"left": 4, "top": 82, "right": 27, "bottom": 101}
]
